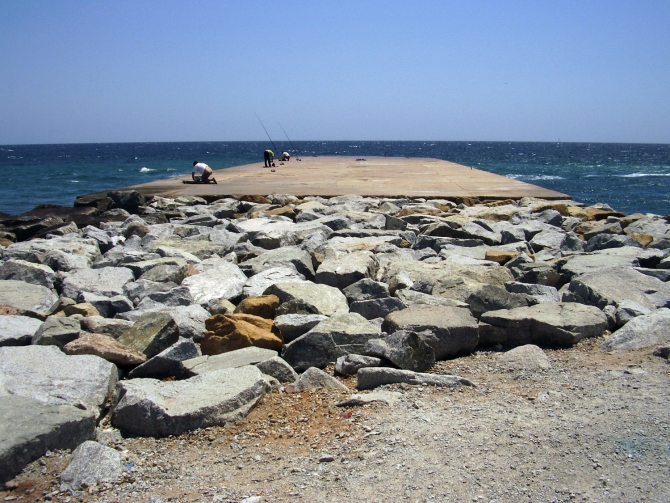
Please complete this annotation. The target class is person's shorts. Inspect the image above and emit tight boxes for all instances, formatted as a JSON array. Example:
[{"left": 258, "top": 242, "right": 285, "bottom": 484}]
[{"left": 201, "top": 170, "right": 211, "bottom": 182}]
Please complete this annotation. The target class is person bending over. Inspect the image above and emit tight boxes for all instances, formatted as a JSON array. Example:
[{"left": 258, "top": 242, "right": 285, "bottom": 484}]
[
  {"left": 192, "top": 161, "right": 217, "bottom": 183},
  {"left": 281, "top": 151, "right": 290, "bottom": 161},
  {"left": 264, "top": 149, "right": 275, "bottom": 167}
]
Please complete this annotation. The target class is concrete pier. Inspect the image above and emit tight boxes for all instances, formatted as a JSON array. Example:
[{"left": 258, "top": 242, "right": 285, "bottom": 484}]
[{"left": 77, "top": 156, "right": 570, "bottom": 202}]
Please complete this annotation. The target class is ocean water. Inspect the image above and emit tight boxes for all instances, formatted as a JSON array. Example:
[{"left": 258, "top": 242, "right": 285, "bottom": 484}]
[{"left": 0, "top": 141, "right": 668, "bottom": 216}]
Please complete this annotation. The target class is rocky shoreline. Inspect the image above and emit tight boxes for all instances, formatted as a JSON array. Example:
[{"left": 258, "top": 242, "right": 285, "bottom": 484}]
[{"left": 1, "top": 190, "right": 670, "bottom": 502}]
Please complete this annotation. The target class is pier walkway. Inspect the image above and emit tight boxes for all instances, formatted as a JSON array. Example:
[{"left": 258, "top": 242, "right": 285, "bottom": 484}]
[{"left": 78, "top": 156, "right": 569, "bottom": 202}]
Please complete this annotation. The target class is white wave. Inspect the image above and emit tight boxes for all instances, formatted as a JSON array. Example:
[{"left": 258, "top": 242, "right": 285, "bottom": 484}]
[
  {"left": 618, "top": 172, "right": 670, "bottom": 178},
  {"left": 140, "top": 167, "right": 155, "bottom": 173},
  {"left": 508, "top": 174, "right": 564, "bottom": 181},
  {"left": 70, "top": 180, "right": 79, "bottom": 183},
  {"left": 166, "top": 168, "right": 176, "bottom": 172}
]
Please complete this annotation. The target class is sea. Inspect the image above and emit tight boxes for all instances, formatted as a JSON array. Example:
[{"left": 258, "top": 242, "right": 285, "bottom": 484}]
[{"left": 1, "top": 141, "right": 669, "bottom": 217}]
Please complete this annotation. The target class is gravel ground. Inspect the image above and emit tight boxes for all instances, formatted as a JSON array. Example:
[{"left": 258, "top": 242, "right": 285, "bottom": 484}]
[{"left": 4, "top": 338, "right": 670, "bottom": 503}]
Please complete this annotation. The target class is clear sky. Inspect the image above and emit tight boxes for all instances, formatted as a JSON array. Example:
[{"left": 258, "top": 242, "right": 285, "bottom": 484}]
[{"left": 1, "top": 1, "right": 669, "bottom": 144}]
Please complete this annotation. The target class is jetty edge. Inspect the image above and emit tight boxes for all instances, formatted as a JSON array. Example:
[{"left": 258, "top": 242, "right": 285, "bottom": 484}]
[
  {"left": 72, "top": 156, "right": 570, "bottom": 207},
  {"left": 1, "top": 165, "right": 670, "bottom": 500}
]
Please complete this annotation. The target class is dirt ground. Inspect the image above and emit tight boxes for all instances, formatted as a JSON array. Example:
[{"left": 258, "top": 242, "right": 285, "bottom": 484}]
[{"left": 4, "top": 338, "right": 670, "bottom": 503}]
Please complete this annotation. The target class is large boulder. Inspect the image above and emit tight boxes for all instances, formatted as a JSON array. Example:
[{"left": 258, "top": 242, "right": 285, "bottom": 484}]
[
  {"left": 497, "top": 344, "right": 552, "bottom": 370},
  {"left": 0, "top": 395, "right": 95, "bottom": 484},
  {"left": 59, "top": 441, "right": 123, "bottom": 492},
  {"left": 32, "top": 317, "right": 81, "bottom": 348},
  {"left": 479, "top": 302, "right": 607, "bottom": 347},
  {"left": 61, "top": 266, "right": 135, "bottom": 300},
  {"left": 315, "top": 251, "right": 379, "bottom": 289},
  {"left": 184, "top": 346, "right": 278, "bottom": 375},
  {"left": 200, "top": 314, "right": 282, "bottom": 355},
  {"left": 356, "top": 367, "right": 474, "bottom": 390},
  {"left": 349, "top": 297, "right": 407, "bottom": 320},
  {"left": 560, "top": 248, "right": 642, "bottom": 279},
  {"left": 180, "top": 260, "right": 247, "bottom": 305},
  {"left": 364, "top": 330, "right": 435, "bottom": 372},
  {"left": 241, "top": 267, "right": 306, "bottom": 298},
  {"left": 379, "top": 260, "right": 513, "bottom": 303},
  {"left": 79, "top": 316, "right": 134, "bottom": 339},
  {"left": 117, "top": 312, "right": 180, "bottom": 358},
  {"left": 291, "top": 367, "right": 348, "bottom": 391},
  {"left": 601, "top": 309, "right": 670, "bottom": 351},
  {"left": 0, "top": 259, "right": 57, "bottom": 289},
  {"left": 266, "top": 281, "right": 349, "bottom": 316},
  {"left": 63, "top": 333, "right": 147, "bottom": 366},
  {"left": 383, "top": 305, "right": 479, "bottom": 359},
  {"left": 272, "top": 313, "right": 328, "bottom": 342},
  {"left": 282, "top": 313, "right": 381, "bottom": 371},
  {"left": 238, "top": 246, "right": 315, "bottom": 279},
  {"left": 2, "top": 236, "right": 100, "bottom": 271},
  {"left": 234, "top": 295, "right": 280, "bottom": 319},
  {"left": 465, "top": 284, "right": 534, "bottom": 319},
  {"left": 564, "top": 266, "right": 670, "bottom": 310},
  {"left": 112, "top": 366, "right": 270, "bottom": 436},
  {"left": 0, "top": 345, "right": 118, "bottom": 417},
  {"left": 0, "top": 315, "right": 43, "bottom": 346},
  {"left": 0, "top": 279, "right": 59, "bottom": 319},
  {"left": 127, "top": 337, "right": 200, "bottom": 379}
]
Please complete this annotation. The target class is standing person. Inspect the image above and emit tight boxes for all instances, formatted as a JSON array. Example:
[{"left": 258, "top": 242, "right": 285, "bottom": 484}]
[
  {"left": 264, "top": 149, "right": 274, "bottom": 167},
  {"left": 192, "top": 161, "right": 217, "bottom": 183}
]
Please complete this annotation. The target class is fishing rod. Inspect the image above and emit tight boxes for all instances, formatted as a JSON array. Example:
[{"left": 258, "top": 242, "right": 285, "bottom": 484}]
[
  {"left": 255, "top": 113, "right": 278, "bottom": 154},
  {"left": 278, "top": 122, "right": 301, "bottom": 161}
]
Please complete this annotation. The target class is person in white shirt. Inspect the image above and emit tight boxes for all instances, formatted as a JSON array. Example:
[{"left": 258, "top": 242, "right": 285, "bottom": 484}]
[
  {"left": 192, "top": 161, "right": 217, "bottom": 183},
  {"left": 281, "top": 152, "right": 290, "bottom": 161}
]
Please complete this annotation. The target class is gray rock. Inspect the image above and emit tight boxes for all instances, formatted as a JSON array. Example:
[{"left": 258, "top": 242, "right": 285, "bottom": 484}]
[
  {"left": 119, "top": 304, "right": 210, "bottom": 341},
  {"left": 184, "top": 347, "right": 278, "bottom": 375},
  {"left": 233, "top": 218, "right": 332, "bottom": 250},
  {"left": 2, "top": 236, "right": 100, "bottom": 271},
  {"left": 241, "top": 266, "right": 306, "bottom": 298},
  {"left": 560, "top": 247, "right": 642, "bottom": 279},
  {"left": 0, "top": 345, "right": 118, "bottom": 416},
  {"left": 127, "top": 337, "right": 200, "bottom": 379},
  {"left": 282, "top": 313, "right": 382, "bottom": 371},
  {"left": 529, "top": 230, "right": 582, "bottom": 253},
  {"left": 32, "top": 317, "right": 81, "bottom": 348},
  {"left": 349, "top": 297, "right": 407, "bottom": 320},
  {"left": 79, "top": 316, "right": 134, "bottom": 339},
  {"left": 364, "top": 330, "right": 435, "bottom": 372},
  {"left": 315, "top": 251, "right": 379, "bottom": 289},
  {"left": 61, "top": 267, "right": 134, "bottom": 300},
  {"left": 336, "top": 390, "right": 403, "bottom": 407},
  {"left": 422, "top": 221, "right": 501, "bottom": 245},
  {"left": 254, "top": 356, "right": 298, "bottom": 383},
  {"left": 112, "top": 366, "right": 270, "bottom": 436},
  {"left": 393, "top": 289, "right": 469, "bottom": 308},
  {"left": 123, "top": 257, "right": 188, "bottom": 279},
  {"left": 267, "top": 281, "right": 349, "bottom": 316},
  {"left": 335, "top": 354, "right": 384, "bottom": 376},
  {"left": 292, "top": 367, "right": 348, "bottom": 391},
  {"left": 584, "top": 233, "right": 643, "bottom": 252},
  {"left": 615, "top": 300, "right": 652, "bottom": 328},
  {"left": 601, "top": 309, "right": 670, "bottom": 351},
  {"left": 583, "top": 222, "right": 623, "bottom": 240},
  {"left": 238, "top": 246, "right": 315, "bottom": 279},
  {"left": 342, "top": 278, "right": 390, "bottom": 302},
  {"left": 0, "top": 315, "right": 43, "bottom": 346},
  {"left": 181, "top": 260, "right": 247, "bottom": 305},
  {"left": 0, "top": 395, "right": 95, "bottom": 484},
  {"left": 138, "top": 286, "right": 193, "bottom": 308},
  {"left": 497, "top": 344, "right": 552, "bottom": 370},
  {"left": 634, "top": 267, "right": 670, "bottom": 282},
  {"left": 78, "top": 292, "right": 133, "bottom": 318},
  {"left": 465, "top": 285, "right": 534, "bottom": 319},
  {"left": 123, "top": 279, "right": 177, "bottom": 306},
  {"left": 117, "top": 312, "right": 180, "bottom": 358},
  {"left": 356, "top": 367, "right": 474, "bottom": 390},
  {"left": 623, "top": 216, "right": 670, "bottom": 241},
  {"left": 0, "top": 259, "right": 57, "bottom": 289},
  {"left": 565, "top": 266, "right": 670, "bottom": 310},
  {"left": 535, "top": 209, "right": 563, "bottom": 227},
  {"left": 0, "top": 279, "right": 59, "bottom": 319},
  {"left": 273, "top": 313, "right": 328, "bottom": 342},
  {"left": 504, "top": 281, "right": 560, "bottom": 304},
  {"left": 59, "top": 441, "right": 122, "bottom": 491},
  {"left": 383, "top": 305, "right": 479, "bottom": 359},
  {"left": 479, "top": 302, "right": 607, "bottom": 347},
  {"left": 139, "top": 263, "right": 186, "bottom": 283}
]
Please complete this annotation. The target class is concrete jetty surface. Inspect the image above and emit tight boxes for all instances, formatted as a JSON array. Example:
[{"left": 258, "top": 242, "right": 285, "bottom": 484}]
[{"left": 78, "top": 156, "right": 569, "bottom": 202}]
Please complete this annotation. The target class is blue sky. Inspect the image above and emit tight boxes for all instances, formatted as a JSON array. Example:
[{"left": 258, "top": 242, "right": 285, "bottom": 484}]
[{"left": 1, "top": 1, "right": 669, "bottom": 144}]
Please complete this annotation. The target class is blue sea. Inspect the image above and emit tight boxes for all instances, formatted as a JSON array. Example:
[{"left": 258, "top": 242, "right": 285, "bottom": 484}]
[{"left": 1, "top": 141, "right": 669, "bottom": 216}]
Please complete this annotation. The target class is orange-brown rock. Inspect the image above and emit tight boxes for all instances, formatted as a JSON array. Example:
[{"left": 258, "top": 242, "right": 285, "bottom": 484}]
[
  {"left": 573, "top": 221, "right": 602, "bottom": 237},
  {"left": 485, "top": 250, "right": 520, "bottom": 265},
  {"left": 532, "top": 203, "right": 570, "bottom": 216},
  {"left": 251, "top": 206, "right": 296, "bottom": 220},
  {"left": 201, "top": 314, "right": 283, "bottom": 355},
  {"left": 63, "top": 333, "right": 147, "bottom": 366},
  {"left": 235, "top": 194, "right": 271, "bottom": 204},
  {"left": 566, "top": 206, "right": 626, "bottom": 221},
  {"left": 631, "top": 234, "right": 654, "bottom": 247},
  {"left": 234, "top": 295, "right": 280, "bottom": 319},
  {"left": 64, "top": 302, "right": 100, "bottom": 317}
]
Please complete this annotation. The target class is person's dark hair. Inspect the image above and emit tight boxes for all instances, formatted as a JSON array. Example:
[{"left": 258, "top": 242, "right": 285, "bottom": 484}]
[{"left": 193, "top": 160, "right": 198, "bottom": 166}]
